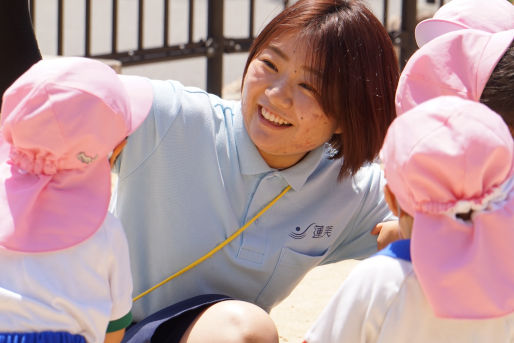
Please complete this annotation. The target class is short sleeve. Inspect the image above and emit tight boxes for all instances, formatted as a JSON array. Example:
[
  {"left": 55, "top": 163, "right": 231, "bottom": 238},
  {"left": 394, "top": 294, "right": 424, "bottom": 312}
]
[
  {"left": 304, "top": 256, "right": 410, "bottom": 343},
  {"left": 116, "top": 79, "right": 195, "bottom": 179},
  {"left": 323, "top": 164, "right": 396, "bottom": 263}
]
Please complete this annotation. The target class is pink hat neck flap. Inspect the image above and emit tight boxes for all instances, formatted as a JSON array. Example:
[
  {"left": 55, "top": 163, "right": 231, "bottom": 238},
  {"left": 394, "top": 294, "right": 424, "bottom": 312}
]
[
  {"left": 395, "top": 29, "right": 514, "bottom": 116},
  {"left": 381, "top": 96, "right": 514, "bottom": 319},
  {"left": 415, "top": 0, "right": 514, "bottom": 47},
  {"left": 0, "top": 57, "right": 153, "bottom": 252}
]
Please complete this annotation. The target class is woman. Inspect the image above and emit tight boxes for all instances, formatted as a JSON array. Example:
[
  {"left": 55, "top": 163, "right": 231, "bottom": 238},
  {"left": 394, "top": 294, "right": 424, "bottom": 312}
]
[{"left": 1, "top": 1, "right": 400, "bottom": 342}]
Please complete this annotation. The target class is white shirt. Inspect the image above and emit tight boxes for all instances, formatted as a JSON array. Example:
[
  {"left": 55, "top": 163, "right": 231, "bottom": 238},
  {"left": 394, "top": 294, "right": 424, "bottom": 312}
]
[
  {"left": 0, "top": 213, "right": 133, "bottom": 343},
  {"left": 304, "top": 241, "right": 514, "bottom": 343}
]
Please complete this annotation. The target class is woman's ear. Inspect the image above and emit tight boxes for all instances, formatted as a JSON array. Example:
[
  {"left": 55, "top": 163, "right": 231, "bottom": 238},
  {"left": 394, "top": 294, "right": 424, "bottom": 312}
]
[{"left": 383, "top": 184, "right": 399, "bottom": 216}]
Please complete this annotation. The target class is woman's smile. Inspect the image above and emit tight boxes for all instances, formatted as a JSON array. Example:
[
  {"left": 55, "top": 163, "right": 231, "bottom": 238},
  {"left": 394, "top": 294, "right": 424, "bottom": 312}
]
[
  {"left": 241, "top": 33, "right": 340, "bottom": 169},
  {"left": 259, "top": 105, "right": 292, "bottom": 127}
]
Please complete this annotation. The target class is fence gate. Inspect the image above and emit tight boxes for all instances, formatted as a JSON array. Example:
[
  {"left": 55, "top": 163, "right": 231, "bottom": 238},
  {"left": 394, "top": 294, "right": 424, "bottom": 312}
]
[{"left": 29, "top": 0, "right": 441, "bottom": 95}]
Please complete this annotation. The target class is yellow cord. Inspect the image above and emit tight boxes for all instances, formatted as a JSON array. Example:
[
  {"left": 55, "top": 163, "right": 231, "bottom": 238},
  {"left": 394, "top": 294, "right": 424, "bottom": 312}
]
[
  {"left": 109, "top": 138, "right": 127, "bottom": 169},
  {"left": 132, "top": 184, "right": 292, "bottom": 302}
]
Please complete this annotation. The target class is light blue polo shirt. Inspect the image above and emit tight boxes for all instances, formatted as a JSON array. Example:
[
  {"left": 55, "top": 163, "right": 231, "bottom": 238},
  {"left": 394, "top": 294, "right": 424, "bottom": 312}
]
[{"left": 111, "top": 79, "right": 394, "bottom": 321}]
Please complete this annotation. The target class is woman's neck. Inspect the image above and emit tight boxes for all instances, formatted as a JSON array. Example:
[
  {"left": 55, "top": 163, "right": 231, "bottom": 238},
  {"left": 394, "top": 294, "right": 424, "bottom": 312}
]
[{"left": 257, "top": 149, "right": 307, "bottom": 170}]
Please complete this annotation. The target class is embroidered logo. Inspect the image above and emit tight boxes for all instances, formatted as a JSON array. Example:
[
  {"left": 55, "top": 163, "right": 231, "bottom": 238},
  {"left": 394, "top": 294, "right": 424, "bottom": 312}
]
[
  {"left": 289, "top": 223, "right": 333, "bottom": 239},
  {"left": 76, "top": 152, "right": 98, "bottom": 164}
]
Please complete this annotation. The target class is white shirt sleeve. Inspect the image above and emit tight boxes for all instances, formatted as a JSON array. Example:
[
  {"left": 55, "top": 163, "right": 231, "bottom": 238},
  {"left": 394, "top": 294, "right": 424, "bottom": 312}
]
[{"left": 304, "top": 256, "right": 411, "bottom": 343}]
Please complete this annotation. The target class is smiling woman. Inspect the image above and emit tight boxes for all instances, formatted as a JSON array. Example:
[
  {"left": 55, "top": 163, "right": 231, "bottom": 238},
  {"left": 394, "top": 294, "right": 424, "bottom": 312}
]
[
  {"left": 0, "top": 1, "right": 400, "bottom": 342},
  {"left": 242, "top": 1, "right": 399, "bottom": 177},
  {"left": 242, "top": 32, "right": 342, "bottom": 170}
]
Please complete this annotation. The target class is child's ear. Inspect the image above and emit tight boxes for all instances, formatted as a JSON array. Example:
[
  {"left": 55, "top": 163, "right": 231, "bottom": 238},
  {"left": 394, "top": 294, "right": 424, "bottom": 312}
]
[{"left": 383, "top": 184, "right": 399, "bottom": 216}]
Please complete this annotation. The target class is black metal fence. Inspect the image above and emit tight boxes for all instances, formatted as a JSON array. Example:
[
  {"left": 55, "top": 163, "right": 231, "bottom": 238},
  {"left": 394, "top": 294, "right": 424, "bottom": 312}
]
[{"left": 29, "top": 0, "right": 444, "bottom": 95}]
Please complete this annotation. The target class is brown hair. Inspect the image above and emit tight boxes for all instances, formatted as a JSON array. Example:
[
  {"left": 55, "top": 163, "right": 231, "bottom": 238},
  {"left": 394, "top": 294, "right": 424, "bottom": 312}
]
[
  {"left": 242, "top": 0, "right": 399, "bottom": 178},
  {"left": 480, "top": 42, "right": 514, "bottom": 130}
]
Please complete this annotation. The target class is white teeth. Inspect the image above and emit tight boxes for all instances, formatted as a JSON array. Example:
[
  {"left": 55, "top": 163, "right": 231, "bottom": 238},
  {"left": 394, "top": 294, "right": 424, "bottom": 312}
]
[{"left": 261, "top": 107, "right": 291, "bottom": 126}]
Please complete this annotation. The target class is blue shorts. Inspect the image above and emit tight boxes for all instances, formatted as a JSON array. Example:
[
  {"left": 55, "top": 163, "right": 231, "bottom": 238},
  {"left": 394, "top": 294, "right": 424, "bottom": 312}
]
[
  {"left": 123, "top": 294, "right": 232, "bottom": 343},
  {"left": 0, "top": 331, "right": 86, "bottom": 343}
]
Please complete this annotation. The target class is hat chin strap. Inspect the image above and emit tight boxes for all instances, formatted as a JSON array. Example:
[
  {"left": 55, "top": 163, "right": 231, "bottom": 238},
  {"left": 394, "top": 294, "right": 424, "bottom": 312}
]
[{"left": 446, "top": 175, "right": 514, "bottom": 217}]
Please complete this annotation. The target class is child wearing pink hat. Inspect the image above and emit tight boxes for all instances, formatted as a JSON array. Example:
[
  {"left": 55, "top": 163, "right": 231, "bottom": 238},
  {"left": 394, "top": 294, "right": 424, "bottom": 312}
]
[
  {"left": 415, "top": 0, "right": 514, "bottom": 47},
  {"left": 0, "top": 57, "right": 153, "bottom": 343},
  {"left": 396, "top": 29, "right": 514, "bottom": 135},
  {"left": 303, "top": 96, "right": 514, "bottom": 343}
]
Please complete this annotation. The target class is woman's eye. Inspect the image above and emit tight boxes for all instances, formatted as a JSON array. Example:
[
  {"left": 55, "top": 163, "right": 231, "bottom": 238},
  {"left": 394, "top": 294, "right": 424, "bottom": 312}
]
[
  {"left": 299, "top": 82, "right": 317, "bottom": 94},
  {"left": 260, "top": 59, "right": 278, "bottom": 72}
]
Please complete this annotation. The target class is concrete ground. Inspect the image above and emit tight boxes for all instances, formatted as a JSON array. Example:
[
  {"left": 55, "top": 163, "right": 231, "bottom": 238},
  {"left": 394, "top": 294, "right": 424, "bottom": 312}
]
[{"left": 270, "top": 259, "right": 361, "bottom": 342}]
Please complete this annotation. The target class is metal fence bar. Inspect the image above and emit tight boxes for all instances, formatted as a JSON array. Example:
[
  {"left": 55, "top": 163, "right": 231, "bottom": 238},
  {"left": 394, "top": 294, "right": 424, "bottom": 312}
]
[
  {"left": 112, "top": 0, "right": 118, "bottom": 54},
  {"left": 383, "top": 0, "right": 389, "bottom": 27},
  {"left": 138, "top": 0, "right": 144, "bottom": 50},
  {"left": 85, "top": 0, "right": 91, "bottom": 56},
  {"left": 207, "top": 0, "right": 224, "bottom": 95},
  {"left": 249, "top": 0, "right": 255, "bottom": 39},
  {"left": 164, "top": 0, "right": 170, "bottom": 47},
  {"left": 29, "top": 0, "right": 439, "bottom": 95},
  {"left": 399, "top": 0, "right": 417, "bottom": 69},
  {"left": 188, "top": 0, "right": 194, "bottom": 44},
  {"left": 57, "top": 0, "right": 64, "bottom": 55}
]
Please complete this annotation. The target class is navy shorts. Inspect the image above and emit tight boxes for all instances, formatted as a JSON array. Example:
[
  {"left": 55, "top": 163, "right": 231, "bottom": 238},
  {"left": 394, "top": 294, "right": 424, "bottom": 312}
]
[
  {"left": 123, "top": 294, "right": 232, "bottom": 343},
  {"left": 0, "top": 331, "right": 85, "bottom": 343}
]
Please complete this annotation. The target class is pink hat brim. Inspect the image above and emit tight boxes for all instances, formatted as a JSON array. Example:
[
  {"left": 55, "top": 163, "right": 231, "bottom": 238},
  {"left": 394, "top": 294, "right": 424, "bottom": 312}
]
[
  {"left": 0, "top": 135, "right": 111, "bottom": 252},
  {"left": 119, "top": 74, "right": 154, "bottom": 135},
  {"left": 396, "top": 29, "right": 514, "bottom": 116},
  {"left": 415, "top": 18, "right": 468, "bottom": 47}
]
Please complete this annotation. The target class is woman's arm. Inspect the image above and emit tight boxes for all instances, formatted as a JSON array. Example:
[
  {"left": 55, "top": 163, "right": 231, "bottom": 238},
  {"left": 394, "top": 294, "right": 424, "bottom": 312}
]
[{"left": 0, "top": 0, "right": 42, "bottom": 108}]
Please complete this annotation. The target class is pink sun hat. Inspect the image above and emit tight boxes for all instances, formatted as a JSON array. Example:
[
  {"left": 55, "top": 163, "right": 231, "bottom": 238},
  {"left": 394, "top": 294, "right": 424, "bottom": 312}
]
[
  {"left": 0, "top": 57, "right": 153, "bottom": 252},
  {"left": 415, "top": 0, "right": 514, "bottom": 47},
  {"left": 381, "top": 95, "right": 514, "bottom": 319},
  {"left": 395, "top": 29, "right": 514, "bottom": 116}
]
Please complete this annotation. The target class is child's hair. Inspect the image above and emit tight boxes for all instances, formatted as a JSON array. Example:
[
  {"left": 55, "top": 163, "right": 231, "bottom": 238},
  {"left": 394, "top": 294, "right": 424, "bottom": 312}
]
[
  {"left": 242, "top": 0, "right": 399, "bottom": 177},
  {"left": 0, "top": 57, "right": 152, "bottom": 252},
  {"left": 480, "top": 42, "right": 514, "bottom": 128},
  {"left": 395, "top": 29, "right": 514, "bottom": 127},
  {"left": 381, "top": 95, "right": 514, "bottom": 319}
]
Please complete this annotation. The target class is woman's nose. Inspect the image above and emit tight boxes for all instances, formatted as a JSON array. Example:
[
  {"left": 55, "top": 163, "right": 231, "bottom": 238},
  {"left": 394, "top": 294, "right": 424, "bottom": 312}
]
[{"left": 265, "top": 78, "right": 293, "bottom": 109}]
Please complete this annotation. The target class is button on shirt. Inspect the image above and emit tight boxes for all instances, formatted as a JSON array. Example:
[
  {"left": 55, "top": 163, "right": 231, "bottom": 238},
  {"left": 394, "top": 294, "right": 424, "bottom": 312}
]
[{"left": 111, "top": 79, "right": 394, "bottom": 320}]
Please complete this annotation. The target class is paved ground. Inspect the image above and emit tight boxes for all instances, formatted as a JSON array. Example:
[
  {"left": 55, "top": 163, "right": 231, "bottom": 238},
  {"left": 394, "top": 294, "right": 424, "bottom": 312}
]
[{"left": 270, "top": 259, "right": 361, "bottom": 342}]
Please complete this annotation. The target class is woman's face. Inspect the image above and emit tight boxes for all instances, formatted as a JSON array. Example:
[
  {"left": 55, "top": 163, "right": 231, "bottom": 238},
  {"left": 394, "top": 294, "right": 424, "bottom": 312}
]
[{"left": 241, "top": 33, "right": 341, "bottom": 169}]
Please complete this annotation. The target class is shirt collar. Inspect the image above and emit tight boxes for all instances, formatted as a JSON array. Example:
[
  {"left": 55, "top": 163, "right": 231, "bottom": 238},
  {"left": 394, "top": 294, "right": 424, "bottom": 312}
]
[
  {"left": 234, "top": 110, "right": 326, "bottom": 192},
  {"left": 374, "top": 239, "right": 412, "bottom": 262}
]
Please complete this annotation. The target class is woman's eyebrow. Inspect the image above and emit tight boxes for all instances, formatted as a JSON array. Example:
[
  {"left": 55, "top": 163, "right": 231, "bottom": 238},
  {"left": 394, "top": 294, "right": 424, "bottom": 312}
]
[
  {"left": 267, "top": 45, "right": 321, "bottom": 78},
  {"left": 268, "top": 46, "right": 289, "bottom": 61}
]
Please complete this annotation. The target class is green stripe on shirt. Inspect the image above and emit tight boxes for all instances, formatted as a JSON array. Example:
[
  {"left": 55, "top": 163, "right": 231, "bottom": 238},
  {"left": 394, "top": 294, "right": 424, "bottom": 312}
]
[{"left": 106, "top": 311, "right": 133, "bottom": 332}]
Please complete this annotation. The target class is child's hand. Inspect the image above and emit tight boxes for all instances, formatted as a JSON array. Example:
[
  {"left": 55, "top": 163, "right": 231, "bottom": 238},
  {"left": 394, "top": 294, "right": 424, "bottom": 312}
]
[{"left": 371, "top": 221, "right": 401, "bottom": 251}]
